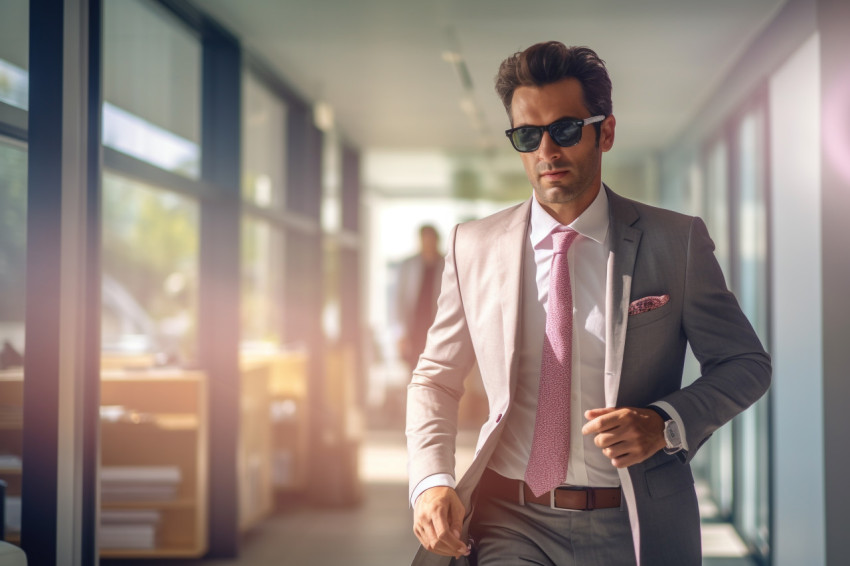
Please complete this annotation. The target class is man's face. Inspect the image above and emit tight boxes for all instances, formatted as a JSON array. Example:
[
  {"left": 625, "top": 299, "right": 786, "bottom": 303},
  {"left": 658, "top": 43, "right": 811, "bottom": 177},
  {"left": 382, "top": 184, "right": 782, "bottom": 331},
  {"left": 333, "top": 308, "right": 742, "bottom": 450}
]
[
  {"left": 510, "top": 78, "right": 615, "bottom": 210},
  {"left": 420, "top": 228, "right": 438, "bottom": 255}
]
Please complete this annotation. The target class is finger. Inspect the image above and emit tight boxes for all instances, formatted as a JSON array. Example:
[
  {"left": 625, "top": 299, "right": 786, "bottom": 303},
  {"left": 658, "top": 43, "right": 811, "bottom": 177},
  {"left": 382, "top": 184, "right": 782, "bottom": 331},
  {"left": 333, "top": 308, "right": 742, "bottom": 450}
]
[
  {"left": 584, "top": 407, "right": 618, "bottom": 420},
  {"left": 432, "top": 511, "right": 467, "bottom": 556},
  {"left": 610, "top": 451, "right": 639, "bottom": 468},
  {"left": 433, "top": 532, "right": 468, "bottom": 557},
  {"left": 415, "top": 511, "right": 444, "bottom": 552},
  {"left": 593, "top": 431, "right": 618, "bottom": 449},
  {"left": 603, "top": 443, "right": 632, "bottom": 466},
  {"left": 414, "top": 518, "right": 436, "bottom": 550},
  {"left": 582, "top": 410, "right": 623, "bottom": 435},
  {"left": 449, "top": 497, "right": 465, "bottom": 527},
  {"left": 449, "top": 503, "right": 469, "bottom": 557}
]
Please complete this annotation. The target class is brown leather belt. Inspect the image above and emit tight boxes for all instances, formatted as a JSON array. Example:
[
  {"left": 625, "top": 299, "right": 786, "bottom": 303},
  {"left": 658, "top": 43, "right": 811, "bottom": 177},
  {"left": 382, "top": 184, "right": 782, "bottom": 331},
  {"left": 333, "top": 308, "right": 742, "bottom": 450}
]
[{"left": 479, "top": 468, "right": 622, "bottom": 511}]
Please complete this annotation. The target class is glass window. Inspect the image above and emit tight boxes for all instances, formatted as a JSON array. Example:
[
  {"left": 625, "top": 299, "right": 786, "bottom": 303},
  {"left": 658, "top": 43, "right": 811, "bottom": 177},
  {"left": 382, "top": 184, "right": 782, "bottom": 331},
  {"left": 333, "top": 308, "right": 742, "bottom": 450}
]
[
  {"left": 687, "top": 161, "right": 704, "bottom": 218},
  {"left": 734, "top": 109, "right": 770, "bottom": 557},
  {"left": 101, "top": 172, "right": 199, "bottom": 364},
  {"left": 242, "top": 72, "right": 287, "bottom": 208},
  {"left": 0, "top": 1, "right": 27, "bottom": 548},
  {"left": 102, "top": 0, "right": 201, "bottom": 178},
  {"left": 241, "top": 218, "right": 285, "bottom": 347},
  {"left": 736, "top": 112, "right": 768, "bottom": 338},
  {"left": 0, "top": 137, "right": 26, "bottom": 546},
  {"left": 322, "top": 133, "right": 342, "bottom": 343},
  {"left": 702, "top": 140, "right": 734, "bottom": 519},
  {"left": 0, "top": 0, "right": 28, "bottom": 111},
  {"left": 706, "top": 141, "right": 731, "bottom": 278},
  {"left": 0, "top": 139, "right": 27, "bottom": 352},
  {"left": 241, "top": 71, "right": 288, "bottom": 349}
]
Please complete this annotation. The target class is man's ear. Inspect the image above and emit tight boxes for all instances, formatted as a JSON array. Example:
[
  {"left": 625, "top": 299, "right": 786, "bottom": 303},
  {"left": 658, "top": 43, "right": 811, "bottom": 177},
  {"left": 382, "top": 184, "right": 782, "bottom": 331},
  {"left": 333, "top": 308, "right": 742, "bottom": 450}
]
[{"left": 600, "top": 115, "right": 616, "bottom": 152}]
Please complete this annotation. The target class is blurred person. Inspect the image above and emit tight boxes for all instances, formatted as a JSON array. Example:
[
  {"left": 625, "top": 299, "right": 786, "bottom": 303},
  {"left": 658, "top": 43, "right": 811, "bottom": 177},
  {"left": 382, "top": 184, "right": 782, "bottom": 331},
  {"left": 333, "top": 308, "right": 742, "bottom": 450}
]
[
  {"left": 406, "top": 42, "right": 770, "bottom": 566},
  {"left": 395, "top": 224, "right": 445, "bottom": 371}
]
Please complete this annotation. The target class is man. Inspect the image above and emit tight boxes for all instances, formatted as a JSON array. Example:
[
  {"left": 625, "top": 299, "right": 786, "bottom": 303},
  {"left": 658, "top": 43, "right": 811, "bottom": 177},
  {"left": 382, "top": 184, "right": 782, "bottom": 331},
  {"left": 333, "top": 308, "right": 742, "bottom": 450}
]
[
  {"left": 395, "top": 225, "right": 445, "bottom": 370},
  {"left": 406, "top": 42, "right": 770, "bottom": 566}
]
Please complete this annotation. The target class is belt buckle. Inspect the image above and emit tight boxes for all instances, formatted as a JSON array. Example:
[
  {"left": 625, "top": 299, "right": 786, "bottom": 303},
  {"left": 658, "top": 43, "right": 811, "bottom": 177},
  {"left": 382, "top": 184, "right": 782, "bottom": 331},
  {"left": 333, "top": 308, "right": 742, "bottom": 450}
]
[{"left": 550, "top": 486, "right": 594, "bottom": 511}]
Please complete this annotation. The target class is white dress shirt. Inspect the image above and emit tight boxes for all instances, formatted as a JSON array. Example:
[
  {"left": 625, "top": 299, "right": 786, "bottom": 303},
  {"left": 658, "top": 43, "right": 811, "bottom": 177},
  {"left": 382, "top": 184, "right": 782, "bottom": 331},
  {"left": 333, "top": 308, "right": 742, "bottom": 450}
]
[{"left": 487, "top": 184, "right": 619, "bottom": 487}]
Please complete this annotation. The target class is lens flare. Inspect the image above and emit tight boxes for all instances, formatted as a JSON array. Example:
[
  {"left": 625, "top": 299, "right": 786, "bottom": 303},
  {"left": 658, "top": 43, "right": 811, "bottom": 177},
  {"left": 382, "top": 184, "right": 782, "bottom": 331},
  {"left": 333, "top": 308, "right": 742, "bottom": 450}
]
[{"left": 823, "top": 75, "right": 850, "bottom": 185}]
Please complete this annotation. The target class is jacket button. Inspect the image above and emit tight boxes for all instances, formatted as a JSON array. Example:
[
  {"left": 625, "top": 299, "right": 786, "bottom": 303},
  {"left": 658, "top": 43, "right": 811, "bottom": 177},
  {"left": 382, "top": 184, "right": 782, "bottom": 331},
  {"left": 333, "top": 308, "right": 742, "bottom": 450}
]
[{"left": 495, "top": 413, "right": 503, "bottom": 423}]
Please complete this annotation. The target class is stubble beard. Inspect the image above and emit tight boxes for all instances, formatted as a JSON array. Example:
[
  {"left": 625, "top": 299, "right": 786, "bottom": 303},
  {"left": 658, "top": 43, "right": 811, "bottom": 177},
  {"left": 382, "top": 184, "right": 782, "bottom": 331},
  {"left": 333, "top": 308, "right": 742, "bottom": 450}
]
[{"left": 533, "top": 158, "right": 597, "bottom": 207}]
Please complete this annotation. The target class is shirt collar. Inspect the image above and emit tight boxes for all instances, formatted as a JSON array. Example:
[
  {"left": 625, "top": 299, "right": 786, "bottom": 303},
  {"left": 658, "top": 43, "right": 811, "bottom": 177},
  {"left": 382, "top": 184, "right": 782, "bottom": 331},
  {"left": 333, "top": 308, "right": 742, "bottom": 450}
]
[{"left": 529, "top": 184, "right": 610, "bottom": 247}]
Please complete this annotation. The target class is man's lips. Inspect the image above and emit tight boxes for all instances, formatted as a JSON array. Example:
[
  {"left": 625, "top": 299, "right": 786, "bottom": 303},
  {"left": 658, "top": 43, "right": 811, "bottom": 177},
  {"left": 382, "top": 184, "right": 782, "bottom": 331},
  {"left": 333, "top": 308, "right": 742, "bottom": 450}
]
[{"left": 540, "top": 169, "right": 569, "bottom": 180}]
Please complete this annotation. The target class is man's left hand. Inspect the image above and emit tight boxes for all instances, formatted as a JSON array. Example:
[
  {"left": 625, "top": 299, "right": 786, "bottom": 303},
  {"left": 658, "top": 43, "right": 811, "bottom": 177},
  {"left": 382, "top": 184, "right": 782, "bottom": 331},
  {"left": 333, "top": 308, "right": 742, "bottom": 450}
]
[{"left": 581, "top": 407, "right": 666, "bottom": 468}]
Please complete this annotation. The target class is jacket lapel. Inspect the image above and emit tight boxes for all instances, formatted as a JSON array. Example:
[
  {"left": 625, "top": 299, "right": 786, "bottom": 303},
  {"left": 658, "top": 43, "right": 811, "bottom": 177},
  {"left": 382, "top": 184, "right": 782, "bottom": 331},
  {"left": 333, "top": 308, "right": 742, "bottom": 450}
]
[
  {"left": 604, "top": 187, "right": 646, "bottom": 564},
  {"left": 498, "top": 198, "right": 532, "bottom": 401},
  {"left": 604, "top": 187, "right": 642, "bottom": 407}
]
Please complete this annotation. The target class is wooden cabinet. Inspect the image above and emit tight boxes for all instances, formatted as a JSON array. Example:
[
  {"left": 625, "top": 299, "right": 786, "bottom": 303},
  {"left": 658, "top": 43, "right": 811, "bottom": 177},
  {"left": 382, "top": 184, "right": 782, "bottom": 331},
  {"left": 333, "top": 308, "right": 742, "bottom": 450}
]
[
  {"left": 99, "top": 369, "right": 208, "bottom": 558},
  {"left": 237, "top": 350, "right": 309, "bottom": 530},
  {"left": 265, "top": 351, "right": 310, "bottom": 494},
  {"left": 1, "top": 368, "right": 208, "bottom": 557},
  {"left": 238, "top": 357, "right": 273, "bottom": 532}
]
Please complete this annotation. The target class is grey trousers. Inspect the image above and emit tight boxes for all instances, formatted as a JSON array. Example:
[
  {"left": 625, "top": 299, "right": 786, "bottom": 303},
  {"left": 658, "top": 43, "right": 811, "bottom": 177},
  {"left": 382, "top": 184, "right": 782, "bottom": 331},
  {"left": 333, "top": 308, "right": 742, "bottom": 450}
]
[{"left": 466, "top": 492, "right": 637, "bottom": 566}]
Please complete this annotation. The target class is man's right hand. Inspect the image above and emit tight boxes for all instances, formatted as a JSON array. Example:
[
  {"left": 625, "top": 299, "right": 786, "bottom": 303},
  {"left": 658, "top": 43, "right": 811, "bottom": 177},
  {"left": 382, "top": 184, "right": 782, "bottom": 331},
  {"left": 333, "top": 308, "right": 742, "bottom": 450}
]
[{"left": 413, "top": 486, "right": 469, "bottom": 558}]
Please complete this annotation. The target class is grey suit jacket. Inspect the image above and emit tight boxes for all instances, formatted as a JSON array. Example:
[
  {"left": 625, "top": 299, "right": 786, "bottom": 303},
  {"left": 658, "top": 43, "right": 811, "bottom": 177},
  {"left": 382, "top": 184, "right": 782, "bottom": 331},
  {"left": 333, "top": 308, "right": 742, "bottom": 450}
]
[{"left": 406, "top": 186, "right": 771, "bottom": 566}]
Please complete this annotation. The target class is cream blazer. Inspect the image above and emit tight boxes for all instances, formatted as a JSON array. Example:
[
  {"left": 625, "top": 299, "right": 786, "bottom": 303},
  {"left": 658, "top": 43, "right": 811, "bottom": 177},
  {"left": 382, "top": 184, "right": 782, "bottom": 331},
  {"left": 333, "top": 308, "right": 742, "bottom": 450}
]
[{"left": 407, "top": 186, "right": 771, "bottom": 566}]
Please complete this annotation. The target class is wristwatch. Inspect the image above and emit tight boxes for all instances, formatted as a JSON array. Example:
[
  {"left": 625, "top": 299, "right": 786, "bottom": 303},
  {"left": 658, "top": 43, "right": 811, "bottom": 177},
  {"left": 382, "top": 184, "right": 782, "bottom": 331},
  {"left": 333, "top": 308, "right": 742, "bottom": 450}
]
[{"left": 647, "top": 405, "right": 684, "bottom": 454}]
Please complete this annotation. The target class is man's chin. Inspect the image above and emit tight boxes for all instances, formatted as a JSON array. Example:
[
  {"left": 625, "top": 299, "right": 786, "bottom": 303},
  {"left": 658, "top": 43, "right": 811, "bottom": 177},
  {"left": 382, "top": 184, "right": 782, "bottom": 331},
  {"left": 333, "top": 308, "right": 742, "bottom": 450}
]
[{"left": 536, "top": 184, "right": 581, "bottom": 204}]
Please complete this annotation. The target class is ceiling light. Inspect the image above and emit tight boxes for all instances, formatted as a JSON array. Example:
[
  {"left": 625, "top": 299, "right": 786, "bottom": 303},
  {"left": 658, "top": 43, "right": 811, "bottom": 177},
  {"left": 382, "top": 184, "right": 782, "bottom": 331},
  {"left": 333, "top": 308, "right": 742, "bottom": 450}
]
[
  {"left": 313, "top": 101, "right": 334, "bottom": 132},
  {"left": 442, "top": 51, "right": 462, "bottom": 64}
]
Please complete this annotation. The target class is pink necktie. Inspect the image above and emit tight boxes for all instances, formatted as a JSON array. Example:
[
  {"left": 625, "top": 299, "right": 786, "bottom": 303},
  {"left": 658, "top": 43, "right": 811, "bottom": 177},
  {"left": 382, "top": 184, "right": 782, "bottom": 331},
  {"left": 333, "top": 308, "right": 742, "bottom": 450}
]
[{"left": 525, "top": 228, "right": 580, "bottom": 497}]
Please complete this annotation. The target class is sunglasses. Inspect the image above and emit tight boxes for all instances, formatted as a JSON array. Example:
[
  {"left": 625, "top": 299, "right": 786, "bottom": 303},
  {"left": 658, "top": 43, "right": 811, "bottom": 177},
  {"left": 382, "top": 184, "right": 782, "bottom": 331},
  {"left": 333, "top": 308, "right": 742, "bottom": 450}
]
[{"left": 505, "top": 115, "right": 606, "bottom": 152}]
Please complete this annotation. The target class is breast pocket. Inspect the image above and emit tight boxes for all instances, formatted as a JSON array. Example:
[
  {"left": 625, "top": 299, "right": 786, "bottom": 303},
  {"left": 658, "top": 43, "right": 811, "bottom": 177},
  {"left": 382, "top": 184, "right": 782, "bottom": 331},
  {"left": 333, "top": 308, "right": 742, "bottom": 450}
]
[{"left": 626, "top": 300, "right": 673, "bottom": 331}]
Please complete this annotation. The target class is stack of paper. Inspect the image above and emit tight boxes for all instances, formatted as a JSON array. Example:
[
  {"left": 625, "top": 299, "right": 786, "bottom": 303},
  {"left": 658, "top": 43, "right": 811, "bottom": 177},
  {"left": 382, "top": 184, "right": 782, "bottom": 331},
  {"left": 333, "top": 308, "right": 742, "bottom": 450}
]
[
  {"left": 100, "top": 509, "right": 161, "bottom": 549},
  {"left": 101, "top": 466, "right": 181, "bottom": 502},
  {"left": 0, "top": 454, "right": 22, "bottom": 470}
]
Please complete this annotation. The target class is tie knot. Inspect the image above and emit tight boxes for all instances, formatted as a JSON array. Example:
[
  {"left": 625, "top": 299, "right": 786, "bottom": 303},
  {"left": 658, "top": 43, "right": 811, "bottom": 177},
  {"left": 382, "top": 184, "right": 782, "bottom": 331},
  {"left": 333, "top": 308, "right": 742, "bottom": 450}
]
[{"left": 551, "top": 229, "right": 579, "bottom": 254}]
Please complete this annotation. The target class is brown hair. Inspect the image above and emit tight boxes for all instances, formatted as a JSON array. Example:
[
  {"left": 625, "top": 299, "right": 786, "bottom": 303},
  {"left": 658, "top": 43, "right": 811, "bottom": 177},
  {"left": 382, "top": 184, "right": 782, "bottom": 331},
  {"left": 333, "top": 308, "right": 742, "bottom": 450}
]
[{"left": 495, "top": 42, "right": 613, "bottom": 131}]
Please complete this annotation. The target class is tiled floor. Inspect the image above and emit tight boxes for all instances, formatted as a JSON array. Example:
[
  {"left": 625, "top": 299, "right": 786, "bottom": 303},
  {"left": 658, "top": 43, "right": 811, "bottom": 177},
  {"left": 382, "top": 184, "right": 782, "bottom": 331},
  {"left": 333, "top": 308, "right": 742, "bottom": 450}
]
[{"left": 113, "top": 428, "right": 756, "bottom": 566}]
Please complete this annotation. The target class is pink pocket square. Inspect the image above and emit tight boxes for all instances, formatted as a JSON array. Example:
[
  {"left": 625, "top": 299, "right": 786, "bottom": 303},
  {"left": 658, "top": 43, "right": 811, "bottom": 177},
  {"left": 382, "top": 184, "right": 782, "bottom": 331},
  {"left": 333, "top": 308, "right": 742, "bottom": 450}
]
[{"left": 628, "top": 294, "right": 670, "bottom": 316}]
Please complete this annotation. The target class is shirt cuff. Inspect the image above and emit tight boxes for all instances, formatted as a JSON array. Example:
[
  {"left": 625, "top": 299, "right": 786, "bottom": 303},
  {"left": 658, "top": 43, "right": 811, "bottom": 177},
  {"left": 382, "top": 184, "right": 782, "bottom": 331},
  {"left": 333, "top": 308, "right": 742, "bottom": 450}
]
[
  {"left": 410, "top": 473, "right": 456, "bottom": 508},
  {"left": 651, "top": 400, "right": 690, "bottom": 452}
]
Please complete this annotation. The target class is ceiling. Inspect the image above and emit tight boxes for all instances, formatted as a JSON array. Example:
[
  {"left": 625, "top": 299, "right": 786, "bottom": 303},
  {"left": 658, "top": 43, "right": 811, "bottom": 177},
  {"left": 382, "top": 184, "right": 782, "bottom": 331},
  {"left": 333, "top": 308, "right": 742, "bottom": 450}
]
[{"left": 199, "top": 0, "right": 787, "bottom": 165}]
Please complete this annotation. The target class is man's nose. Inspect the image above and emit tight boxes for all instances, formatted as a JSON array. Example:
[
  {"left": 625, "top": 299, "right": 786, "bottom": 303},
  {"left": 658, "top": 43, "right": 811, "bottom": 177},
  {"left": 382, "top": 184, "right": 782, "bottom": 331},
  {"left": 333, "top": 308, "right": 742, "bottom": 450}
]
[{"left": 537, "top": 130, "right": 561, "bottom": 158}]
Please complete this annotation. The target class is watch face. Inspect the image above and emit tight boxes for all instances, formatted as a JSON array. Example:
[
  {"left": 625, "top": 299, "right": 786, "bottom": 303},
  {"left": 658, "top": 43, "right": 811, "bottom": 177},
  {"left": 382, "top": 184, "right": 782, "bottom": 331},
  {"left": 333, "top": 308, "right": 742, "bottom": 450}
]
[{"left": 664, "top": 420, "right": 682, "bottom": 449}]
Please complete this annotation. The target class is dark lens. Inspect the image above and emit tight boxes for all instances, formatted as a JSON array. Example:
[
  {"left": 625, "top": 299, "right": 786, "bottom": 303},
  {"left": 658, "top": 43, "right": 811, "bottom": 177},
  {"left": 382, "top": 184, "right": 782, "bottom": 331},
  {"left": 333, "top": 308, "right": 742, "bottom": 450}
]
[
  {"left": 549, "top": 119, "right": 582, "bottom": 147},
  {"left": 511, "top": 127, "right": 542, "bottom": 152}
]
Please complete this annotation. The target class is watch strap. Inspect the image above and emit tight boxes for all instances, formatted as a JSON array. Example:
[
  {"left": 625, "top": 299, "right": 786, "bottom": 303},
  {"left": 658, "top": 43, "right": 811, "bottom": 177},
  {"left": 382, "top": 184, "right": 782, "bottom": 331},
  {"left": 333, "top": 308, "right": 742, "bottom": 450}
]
[{"left": 645, "top": 404, "right": 671, "bottom": 422}]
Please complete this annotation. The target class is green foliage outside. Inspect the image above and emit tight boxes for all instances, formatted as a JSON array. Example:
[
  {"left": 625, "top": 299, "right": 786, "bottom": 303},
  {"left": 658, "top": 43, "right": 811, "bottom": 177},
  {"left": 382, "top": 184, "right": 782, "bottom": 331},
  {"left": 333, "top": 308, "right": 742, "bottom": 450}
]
[
  {"left": 101, "top": 172, "right": 199, "bottom": 360},
  {"left": 0, "top": 142, "right": 26, "bottom": 322}
]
